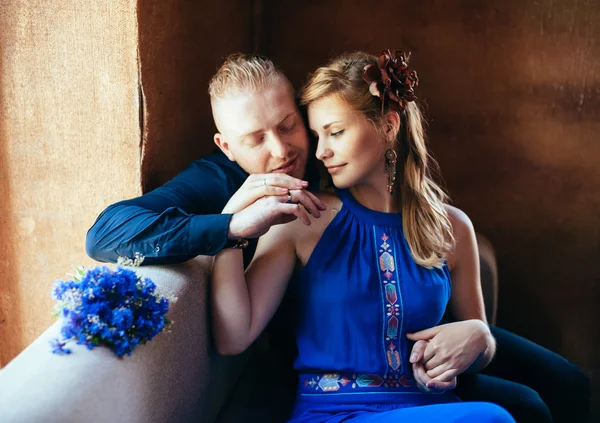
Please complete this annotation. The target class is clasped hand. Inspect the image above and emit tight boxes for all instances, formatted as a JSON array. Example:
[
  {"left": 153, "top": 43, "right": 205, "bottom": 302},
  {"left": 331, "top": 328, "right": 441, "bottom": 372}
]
[
  {"left": 407, "top": 320, "right": 489, "bottom": 394},
  {"left": 222, "top": 173, "right": 326, "bottom": 239}
]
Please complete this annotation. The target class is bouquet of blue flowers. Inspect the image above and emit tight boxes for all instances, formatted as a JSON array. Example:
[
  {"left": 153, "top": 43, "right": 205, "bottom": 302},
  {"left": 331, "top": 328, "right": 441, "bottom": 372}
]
[{"left": 50, "top": 254, "right": 175, "bottom": 357}]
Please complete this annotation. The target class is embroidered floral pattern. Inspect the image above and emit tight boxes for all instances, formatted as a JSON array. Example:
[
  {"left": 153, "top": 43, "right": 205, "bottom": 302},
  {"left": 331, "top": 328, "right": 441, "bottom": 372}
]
[
  {"left": 300, "top": 372, "right": 416, "bottom": 394},
  {"left": 378, "top": 232, "right": 404, "bottom": 374},
  {"left": 297, "top": 226, "right": 422, "bottom": 397}
]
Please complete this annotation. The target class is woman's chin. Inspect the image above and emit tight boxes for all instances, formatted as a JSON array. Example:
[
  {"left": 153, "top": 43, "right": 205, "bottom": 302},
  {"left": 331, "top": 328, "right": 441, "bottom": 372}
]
[{"left": 331, "top": 176, "right": 353, "bottom": 190}]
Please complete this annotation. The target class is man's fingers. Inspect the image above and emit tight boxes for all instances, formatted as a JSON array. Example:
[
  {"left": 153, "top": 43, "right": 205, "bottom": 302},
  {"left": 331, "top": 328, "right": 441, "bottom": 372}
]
[
  {"left": 421, "top": 343, "right": 438, "bottom": 365},
  {"left": 425, "top": 362, "right": 451, "bottom": 379},
  {"left": 409, "top": 340, "right": 428, "bottom": 364},
  {"left": 302, "top": 190, "right": 327, "bottom": 211},
  {"left": 430, "top": 368, "right": 459, "bottom": 383},
  {"left": 272, "top": 214, "right": 298, "bottom": 226},
  {"left": 406, "top": 326, "right": 442, "bottom": 342},
  {"left": 252, "top": 175, "right": 326, "bottom": 212},
  {"left": 280, "top": 203, "right": 311, "bottom": 225},
  {"left": 426, "top": 377, "right": 457, "bottom": 391},
  {"left": 289, "top": 190, "right": 321, "bottom": 218}
]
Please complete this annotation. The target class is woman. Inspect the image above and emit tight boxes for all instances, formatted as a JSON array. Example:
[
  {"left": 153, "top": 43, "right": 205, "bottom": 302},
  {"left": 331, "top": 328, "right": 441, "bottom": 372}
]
[{"left": 211, "top": 50, "right": 515, "bottom": 422}]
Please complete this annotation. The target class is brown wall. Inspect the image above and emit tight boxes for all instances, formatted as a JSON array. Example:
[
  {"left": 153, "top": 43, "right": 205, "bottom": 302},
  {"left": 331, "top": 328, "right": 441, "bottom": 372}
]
[
  {"left": 0, "top": 1, "right": 141, "bottom": 365},
  {"left": 137, "top": 0, "right": 253, "bottom": 193},
  {"left": 135, "top": 0, "right": 599, "bottom": 413},
  {"left": 260, "top": 0, "right": 600, "bottom": 411}
]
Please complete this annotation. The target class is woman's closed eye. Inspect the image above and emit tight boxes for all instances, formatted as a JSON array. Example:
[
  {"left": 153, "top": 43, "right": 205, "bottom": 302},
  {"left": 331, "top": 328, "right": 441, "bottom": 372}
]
[{"left": 331, "top": 129, "right": 344, "bottom": 137}]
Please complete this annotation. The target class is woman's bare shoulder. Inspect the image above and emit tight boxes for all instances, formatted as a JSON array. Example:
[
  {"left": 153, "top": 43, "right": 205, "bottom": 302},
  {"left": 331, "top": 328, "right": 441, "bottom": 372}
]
[
  {"left": 443, "top": 204, "right": 477, "bottom": 270},
  {"left": 444, "top": 204, "right": 474, "bottom": 239}
]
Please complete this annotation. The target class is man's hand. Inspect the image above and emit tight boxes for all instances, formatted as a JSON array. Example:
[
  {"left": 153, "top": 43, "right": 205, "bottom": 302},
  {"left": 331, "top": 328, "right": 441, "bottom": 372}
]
[
  {"left": 227, "top": 192, "right": 323, "bottom": 239},
  {"left": 222, "top": 173, "right": 322, "bottom": 214},
  {"left": 407, "top": 320, "right": 490, "bottom": 383},
  {"left": 223, "top": 174, "right": 326, "bottom": 240}
]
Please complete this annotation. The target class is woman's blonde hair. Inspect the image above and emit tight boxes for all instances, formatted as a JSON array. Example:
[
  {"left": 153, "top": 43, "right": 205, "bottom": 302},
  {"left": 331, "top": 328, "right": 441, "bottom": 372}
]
[{"left": 300, "top": 52, "right": 454, "bottom": 269}]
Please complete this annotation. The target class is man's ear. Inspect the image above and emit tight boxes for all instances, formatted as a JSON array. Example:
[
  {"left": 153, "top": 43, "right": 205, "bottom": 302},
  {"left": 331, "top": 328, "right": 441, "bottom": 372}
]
[{"left": 214, "top": 133, "right": 235, "bottom": 161}]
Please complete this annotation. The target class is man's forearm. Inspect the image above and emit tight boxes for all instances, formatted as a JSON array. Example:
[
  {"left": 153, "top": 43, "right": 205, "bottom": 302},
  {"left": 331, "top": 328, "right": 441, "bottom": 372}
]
[
  {"left": 465, "top": 323, "right": 496, "bottom": 374},
  {"left": 85, "top": 202, "right": 232, "bottom": 264}
]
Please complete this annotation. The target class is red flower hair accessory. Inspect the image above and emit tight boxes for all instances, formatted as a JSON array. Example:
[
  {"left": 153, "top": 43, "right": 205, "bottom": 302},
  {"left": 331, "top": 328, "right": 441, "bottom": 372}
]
[{"left": 363, "top": 49, "right": 419, "bottom": 113}]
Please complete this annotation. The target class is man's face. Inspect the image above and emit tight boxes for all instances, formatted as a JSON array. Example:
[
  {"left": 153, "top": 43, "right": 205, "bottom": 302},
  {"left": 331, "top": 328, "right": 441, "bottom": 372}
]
[{"left": 213, "top": 79, "right": 309, "bottom": 179}]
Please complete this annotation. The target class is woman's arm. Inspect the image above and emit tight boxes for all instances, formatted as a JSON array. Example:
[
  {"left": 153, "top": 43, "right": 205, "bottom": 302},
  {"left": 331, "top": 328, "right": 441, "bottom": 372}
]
[
  {"left": 445, "top": 206, "right": 496, "bottom": 371},
  {"left": 210, "top": 213, "right": 302, "bottom": 356},
  {"left": 407, "top": 206, "right": 495, "bottom": 380}
]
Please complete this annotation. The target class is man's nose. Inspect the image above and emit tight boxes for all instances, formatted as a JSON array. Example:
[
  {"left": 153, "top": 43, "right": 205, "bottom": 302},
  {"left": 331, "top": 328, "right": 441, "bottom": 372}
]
[{"left": 268, "top": 133, "right": 291, "bottom": 159}]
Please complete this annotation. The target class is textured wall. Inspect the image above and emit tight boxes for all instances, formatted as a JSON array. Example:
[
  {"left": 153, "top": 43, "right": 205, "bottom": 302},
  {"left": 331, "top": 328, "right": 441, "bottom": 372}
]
[
  {"left": 0, "top": 1, "right": 141, "bottom": 366},
  {"left": 261, "top": 0, "right": 600, "bottom": 412},
  {"left": 137, "top": 0, "right": 252, "bottom": 193}
]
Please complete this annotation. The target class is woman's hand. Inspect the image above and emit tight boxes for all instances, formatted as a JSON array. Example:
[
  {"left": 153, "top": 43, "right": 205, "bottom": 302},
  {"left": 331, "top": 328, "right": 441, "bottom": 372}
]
[
  {"left": 222, "top": 173, "right": 324, "bottom": 215},
  {"left": 223, "top": 174, "right": 326, "bottom": 240},
  {"left": 411, "top": 340, "right": 457, "bottom": 393},
  {"left": 407, "top": 320, "right": 491, "bottom": 382}
]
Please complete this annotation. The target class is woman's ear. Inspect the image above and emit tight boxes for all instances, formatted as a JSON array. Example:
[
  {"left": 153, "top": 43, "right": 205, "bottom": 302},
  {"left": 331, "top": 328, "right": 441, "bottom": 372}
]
[{"left": 383, "top": 111, "right": 401, "bottom": 142}]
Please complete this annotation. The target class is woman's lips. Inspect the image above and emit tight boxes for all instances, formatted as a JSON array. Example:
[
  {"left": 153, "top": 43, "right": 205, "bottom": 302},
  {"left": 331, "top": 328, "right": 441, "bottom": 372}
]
[{"left": 326, "top": 164, "right": 346, "bottom": 174}]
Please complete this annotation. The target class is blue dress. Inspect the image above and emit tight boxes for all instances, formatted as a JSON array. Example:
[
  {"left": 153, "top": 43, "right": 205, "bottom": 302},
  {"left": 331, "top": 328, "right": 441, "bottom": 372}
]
[{"left": 285, "top": 188, "right": 514, "bottom": 423}]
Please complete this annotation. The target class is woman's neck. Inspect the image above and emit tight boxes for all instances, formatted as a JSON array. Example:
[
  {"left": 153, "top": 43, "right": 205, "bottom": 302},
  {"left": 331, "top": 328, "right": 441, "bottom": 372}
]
[{"left": 349, "top": 181, "right": 401, "bottom": 213}]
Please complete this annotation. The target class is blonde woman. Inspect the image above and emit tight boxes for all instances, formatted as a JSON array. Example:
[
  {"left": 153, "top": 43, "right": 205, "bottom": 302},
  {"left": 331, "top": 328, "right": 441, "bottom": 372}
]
[{"left": 210, "top": 50, "right": 515, "bottom": 422}]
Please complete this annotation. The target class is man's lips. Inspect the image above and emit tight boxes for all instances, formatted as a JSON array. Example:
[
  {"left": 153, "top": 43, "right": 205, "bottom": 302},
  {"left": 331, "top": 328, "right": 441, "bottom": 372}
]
[{"left": 272, "top": 157, "right": 297, "bottom": 173}]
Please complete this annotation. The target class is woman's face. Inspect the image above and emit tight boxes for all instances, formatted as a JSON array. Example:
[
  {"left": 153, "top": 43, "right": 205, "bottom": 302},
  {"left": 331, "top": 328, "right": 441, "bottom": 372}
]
[{"left": 308, "top": 95, "right": 388, "bottom": 190}]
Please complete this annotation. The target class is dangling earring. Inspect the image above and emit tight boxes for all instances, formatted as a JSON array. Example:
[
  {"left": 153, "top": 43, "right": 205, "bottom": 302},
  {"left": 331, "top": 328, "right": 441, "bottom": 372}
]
[{"left": 384, "top": 149, "right": 397, "bottom": 195}]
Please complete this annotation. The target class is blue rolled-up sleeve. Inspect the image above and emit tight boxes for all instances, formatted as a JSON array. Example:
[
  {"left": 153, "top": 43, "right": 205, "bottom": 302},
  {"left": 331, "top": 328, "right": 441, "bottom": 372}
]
[{"left": 85, "top": 153, "right": 246, "bottom": 264}]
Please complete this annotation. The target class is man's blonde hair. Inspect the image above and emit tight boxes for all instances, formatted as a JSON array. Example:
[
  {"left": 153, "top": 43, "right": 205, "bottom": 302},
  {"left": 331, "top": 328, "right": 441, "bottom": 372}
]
[{"left": 208, "top": 53, "right": 287, "bottom": 100}]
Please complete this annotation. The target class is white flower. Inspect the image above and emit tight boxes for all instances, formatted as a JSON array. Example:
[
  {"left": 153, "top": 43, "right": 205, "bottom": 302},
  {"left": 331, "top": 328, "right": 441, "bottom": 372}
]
[{"left": 117, "top": 252, "right": 145, "bottom": 267}]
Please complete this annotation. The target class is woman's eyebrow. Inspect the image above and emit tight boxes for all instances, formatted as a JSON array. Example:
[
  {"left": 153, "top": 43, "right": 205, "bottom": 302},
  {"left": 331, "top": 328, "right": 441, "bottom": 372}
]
[{"left": 323, "top": 120, "right": 342, "bottom": 129}]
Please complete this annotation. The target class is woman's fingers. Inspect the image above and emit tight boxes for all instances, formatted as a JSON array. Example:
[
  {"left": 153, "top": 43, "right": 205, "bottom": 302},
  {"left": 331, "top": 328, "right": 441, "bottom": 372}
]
[
  {"left": 263, "top": 185, "right": 290, "bottom": 196},
  {"left": 413, "top": 362, "right": 456, "bottom": 393},
  {"left": 412, "top": 362, "right": 431, "bottom": 393},
  {"left": 410, "top": 340, "right": 428, "bottom": 363},
  {"left": 256, "top": 174, "right": 308, "bottom": 190}
]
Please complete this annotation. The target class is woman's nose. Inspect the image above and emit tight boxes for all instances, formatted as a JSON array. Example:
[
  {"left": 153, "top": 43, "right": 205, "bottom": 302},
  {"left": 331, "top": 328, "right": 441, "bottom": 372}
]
[{"left": 316, "top": 139, "right": 333, "bottom": 161}]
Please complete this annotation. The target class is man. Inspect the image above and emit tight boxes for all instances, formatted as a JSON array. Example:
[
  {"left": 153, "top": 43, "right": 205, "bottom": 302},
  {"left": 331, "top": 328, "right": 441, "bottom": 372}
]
[
  {"left": 87, "top": 53, "right": 325, "bottom": 268},
  {"left": 86, "top": 53, "right": 589, "bottom": 423}
]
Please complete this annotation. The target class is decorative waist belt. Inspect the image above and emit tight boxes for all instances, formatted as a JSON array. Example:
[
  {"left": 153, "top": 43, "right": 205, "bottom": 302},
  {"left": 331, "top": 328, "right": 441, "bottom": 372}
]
[{"left": 298, "top": 372, "right": 420, "bottom": 395}]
